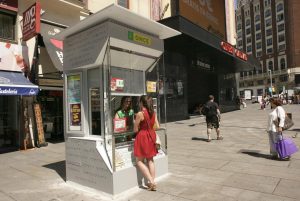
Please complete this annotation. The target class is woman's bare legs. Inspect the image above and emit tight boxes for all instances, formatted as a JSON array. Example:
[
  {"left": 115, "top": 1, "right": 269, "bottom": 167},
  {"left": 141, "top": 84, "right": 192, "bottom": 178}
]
[
  {"left": 136, "top": 157, "right": 154, "bottom": 185},
  {"left": 147, "top": 158, "right": 155, "bottom": 183}
]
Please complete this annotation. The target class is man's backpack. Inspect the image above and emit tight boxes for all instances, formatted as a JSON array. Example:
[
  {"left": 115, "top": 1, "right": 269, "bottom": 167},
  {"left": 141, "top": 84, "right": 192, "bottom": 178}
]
[{"left": 201, "top": 104, "right": 217, "bottom": 117}]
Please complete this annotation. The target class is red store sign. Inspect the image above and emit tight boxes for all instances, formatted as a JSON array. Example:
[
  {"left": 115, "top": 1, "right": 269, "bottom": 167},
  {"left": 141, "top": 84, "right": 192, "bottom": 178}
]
[
  {"left": 220, "top": 41, "right": 248, "bottom": 61},
  {"left": 22, "top": 2, "right": 41, "bottom": 41}
]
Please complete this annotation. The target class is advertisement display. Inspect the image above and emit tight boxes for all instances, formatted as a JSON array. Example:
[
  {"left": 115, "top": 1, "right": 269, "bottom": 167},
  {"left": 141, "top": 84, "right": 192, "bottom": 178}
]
[
  {"left": 0, "top": 42, "right": 29, "bottom": 72},
  {"left": 22, "top": 2, "right": 41, "bottom": 41},
  {"left": 67, "top": 74, "right": 81, "bottom": 130},
  {"left": 179, "top": 0, "right": 226, "bottom": 39}
]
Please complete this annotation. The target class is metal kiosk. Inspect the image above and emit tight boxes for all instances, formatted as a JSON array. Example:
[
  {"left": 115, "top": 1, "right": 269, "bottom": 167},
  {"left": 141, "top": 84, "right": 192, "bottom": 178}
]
[{"left": 57, "top": 5, "right": 180, "bottom": 196}]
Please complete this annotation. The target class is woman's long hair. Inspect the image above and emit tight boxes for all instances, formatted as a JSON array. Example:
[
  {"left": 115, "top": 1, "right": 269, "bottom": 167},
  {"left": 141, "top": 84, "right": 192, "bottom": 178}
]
[{"left": 140, "top": 95, "right": 154, "bottom": 117}]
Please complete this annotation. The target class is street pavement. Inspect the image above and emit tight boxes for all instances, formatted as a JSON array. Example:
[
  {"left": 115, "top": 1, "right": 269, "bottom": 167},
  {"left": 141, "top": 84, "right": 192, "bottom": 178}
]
[{"left": 0, "top": 103, "right": 300, "bottom": 201}]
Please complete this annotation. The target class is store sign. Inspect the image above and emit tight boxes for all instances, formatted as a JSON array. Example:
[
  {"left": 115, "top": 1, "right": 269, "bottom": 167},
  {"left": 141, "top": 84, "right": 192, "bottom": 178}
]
[
  {"left": 221, "top": 41, "right": 248, "bottom": 61},
  {"left": 179, "top": 0, "right": 226, "bottom": 39},
  {"left": 128, "top": 31, "right": 152, "bottom": 46},
  {"left": 22, "top": 2, "right": 41, "bottom": 41}
]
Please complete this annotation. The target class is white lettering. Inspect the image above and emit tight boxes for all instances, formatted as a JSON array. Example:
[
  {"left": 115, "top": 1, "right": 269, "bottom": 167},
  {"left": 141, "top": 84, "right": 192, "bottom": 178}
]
[
  {"left": 0, "top": 88, "right": 18, "bottom": 94},
  {"left": 56, "top": 51, "right": 64, "bottom": 64}
]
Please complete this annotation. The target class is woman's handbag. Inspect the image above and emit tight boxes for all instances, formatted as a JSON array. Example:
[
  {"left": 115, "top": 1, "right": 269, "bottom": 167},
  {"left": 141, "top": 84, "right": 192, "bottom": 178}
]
[
  {"left": 275, "top": 133, "right": 298, "bottom": 159},
  {"left": 274, "top": 109, "right": 294, "bottom": 131}
]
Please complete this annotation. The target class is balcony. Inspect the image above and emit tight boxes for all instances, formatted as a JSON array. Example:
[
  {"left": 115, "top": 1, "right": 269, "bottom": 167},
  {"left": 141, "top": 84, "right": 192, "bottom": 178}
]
[{"left": 240, "top": 69, "right": 289, "bottom": 81}]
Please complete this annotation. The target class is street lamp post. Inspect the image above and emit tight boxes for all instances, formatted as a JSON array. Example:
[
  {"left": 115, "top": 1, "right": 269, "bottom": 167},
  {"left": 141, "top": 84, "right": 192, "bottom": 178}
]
[{"left": 268, "top": 69, "right": 273, "bottom": 97}]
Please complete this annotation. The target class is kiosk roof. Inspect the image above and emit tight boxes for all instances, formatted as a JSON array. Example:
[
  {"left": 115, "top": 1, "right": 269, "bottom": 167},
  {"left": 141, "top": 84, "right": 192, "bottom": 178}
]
[{"left": 56, "top": 4, "right": 181, "bottom": 40}]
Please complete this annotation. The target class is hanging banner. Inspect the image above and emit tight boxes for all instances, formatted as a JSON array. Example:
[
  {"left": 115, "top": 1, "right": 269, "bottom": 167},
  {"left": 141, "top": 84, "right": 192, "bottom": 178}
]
[
  {"left": 22, "top": 1, "right": 41, "bottom": 41},
  {"left": 0, "top": 42, "right": 30, "bottom": 72}
]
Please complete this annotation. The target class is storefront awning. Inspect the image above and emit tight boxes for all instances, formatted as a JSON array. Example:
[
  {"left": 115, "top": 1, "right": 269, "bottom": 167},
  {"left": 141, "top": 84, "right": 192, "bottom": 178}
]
[
  {"left": 0, "top": 71, "right": 39, "bottom": 95},
  {"left": 40, "top": 23, "right": 64, "bottom": 71}
]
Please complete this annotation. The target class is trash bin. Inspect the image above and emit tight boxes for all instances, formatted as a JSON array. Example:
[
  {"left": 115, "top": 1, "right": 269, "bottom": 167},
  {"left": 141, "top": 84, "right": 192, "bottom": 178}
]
[{"left": 287, "top": 113, "right": 292, "bottom": 120}]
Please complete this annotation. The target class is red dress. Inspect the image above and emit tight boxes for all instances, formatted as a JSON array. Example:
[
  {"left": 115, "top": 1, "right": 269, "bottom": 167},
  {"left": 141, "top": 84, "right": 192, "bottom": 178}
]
[{"left": 134, "top": 108, "right": 158, "bottom": 158}]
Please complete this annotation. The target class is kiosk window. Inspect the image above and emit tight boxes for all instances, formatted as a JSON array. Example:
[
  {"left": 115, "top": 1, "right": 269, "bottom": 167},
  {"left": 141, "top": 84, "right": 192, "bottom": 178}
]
[
  {"left": 88, "top": 68, "right": 102, "bottom": 136},
  {"left": 66, "top": 74, "right": 82, "bottom": 131}
]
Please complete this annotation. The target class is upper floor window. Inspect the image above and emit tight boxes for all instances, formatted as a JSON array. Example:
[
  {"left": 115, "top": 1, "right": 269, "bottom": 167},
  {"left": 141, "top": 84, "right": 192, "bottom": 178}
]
[
  {"left": 246, "top": 19, "right": 251, "bottom": 26},
  {"left": 255, "top": 23, "right": 261, "bottom": 31},
  {"left": 277, "top": 24, "right": 285, "bottom": 32},
  {"left": 266, "top": 29, "right": 272, "bottom": 36},
  {"left": 265, "top": 18, "right": 272, "bottom": 27},
  {"left": 277, "top": 3, "right": 284, "bottom": 12},
  {"left": 267, "top": 38, "right": 273, "bottom": 46},
  {"left": 246, "top": 37, "right": 252, "bottom": 44},
  {"left": 237, "top": 24, "right": 242, "bottom": 30},
  {"left": 256, "top": 42, "right": 262, "bottom": 49},
  {"left": 117, "top": 0, "right": 129, "bottom": 8},
  {"left": 0, "top": 11, "right": 16, "bottom": 41},
  {"left": 268, "top": 60, "right": 273, "bottom": 70},
  {"left": 255, "top": 15, "right": 261, "bottom": 22},
  {"left": 246, "top": 28, "right": 251, "bottom": 35},
  {"left": 256, "top": 33, "right": 262, "bottom": 40},
  {"left": 280, "top": 58, "right": 286, "bottom": 69},
  {"left": 277, "top": 13, "right": 284, "bottom": 22},
  {"left": 278, "top": 34, "right": 285, "bottom": 43},
  {"left": 265, "top": 9, "right": 271, "bottom": 18}
]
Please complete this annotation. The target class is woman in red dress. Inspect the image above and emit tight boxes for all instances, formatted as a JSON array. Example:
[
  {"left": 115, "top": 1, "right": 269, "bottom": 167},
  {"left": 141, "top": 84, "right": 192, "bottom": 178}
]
[{"left": 134, "top": 95, "right": 160, "bottom": 191}]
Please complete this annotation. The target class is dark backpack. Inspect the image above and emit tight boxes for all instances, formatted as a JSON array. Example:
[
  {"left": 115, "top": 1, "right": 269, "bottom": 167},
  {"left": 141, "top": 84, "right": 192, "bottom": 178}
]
[{"left": 202, "top": 104, "right": 217, "bottom": 117}]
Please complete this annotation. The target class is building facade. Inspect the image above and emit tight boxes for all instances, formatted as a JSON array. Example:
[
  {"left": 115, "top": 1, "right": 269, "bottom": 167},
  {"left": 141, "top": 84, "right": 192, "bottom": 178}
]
[{"left": 236, "top": 0, "right": 300, "bottom": 98}]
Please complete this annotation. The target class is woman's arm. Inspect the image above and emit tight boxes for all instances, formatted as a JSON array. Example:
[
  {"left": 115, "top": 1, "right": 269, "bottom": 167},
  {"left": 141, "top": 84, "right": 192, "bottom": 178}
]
[
  {"left": 278, "top": 107, "right": 286, "bottom": 129},
  {"left": 134, "top": 112, "right": 143, "bottom": 133},
  {"left": 154, "top": 113, "right": 160, "bottom": 129}
]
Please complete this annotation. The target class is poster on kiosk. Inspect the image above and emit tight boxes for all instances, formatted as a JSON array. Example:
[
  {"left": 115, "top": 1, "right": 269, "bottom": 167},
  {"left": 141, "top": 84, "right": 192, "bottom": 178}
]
[{"left": 56, "top": 4, "right": 180, "bottom": 196}]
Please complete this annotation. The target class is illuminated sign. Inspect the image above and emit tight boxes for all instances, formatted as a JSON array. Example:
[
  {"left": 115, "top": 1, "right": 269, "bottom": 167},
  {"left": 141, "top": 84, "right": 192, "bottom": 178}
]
[
  {"left": 128, "top": 31, "right": 151, "bottom": 46},
  {"left": 221, "top": 41, "right": 248, "bottom": 61},
  {"left": 22, "top": 2, "right": 41, "bottom": 41},
  {"left": 179, "top": 0, "right": 226, "bottom": 39}
]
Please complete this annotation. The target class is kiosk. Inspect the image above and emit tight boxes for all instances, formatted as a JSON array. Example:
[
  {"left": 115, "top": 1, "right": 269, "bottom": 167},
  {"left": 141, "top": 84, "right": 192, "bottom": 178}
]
[{"left": 57, "top": 4, "right": 180, "bottom": 196}]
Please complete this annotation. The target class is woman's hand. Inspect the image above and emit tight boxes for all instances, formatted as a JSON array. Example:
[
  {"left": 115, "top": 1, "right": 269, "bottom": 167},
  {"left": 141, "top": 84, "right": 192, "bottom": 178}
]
[{"left": 278, "top": 127, "right": 283, "bottom": 132}]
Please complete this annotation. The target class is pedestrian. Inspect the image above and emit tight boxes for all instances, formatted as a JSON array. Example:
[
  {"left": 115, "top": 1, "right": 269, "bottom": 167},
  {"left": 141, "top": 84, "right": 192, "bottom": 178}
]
[
  {"left": 202, "top": 95, "right": 222, "bottom": 142},
  {"left": 267, "top": 97, "right": 288, "bottom": 159},
  {"left": 133, "top": 95, "right": 160, "bottom": 191}
]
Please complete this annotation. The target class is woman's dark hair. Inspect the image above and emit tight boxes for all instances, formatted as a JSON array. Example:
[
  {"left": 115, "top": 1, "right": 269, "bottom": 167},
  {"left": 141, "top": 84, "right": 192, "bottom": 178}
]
[
  {"left": 270, "top": 97, "right": 282, "bottom": 106},
  {"left": 117, "top": 96, "right": 131, "bottom": 112},
  {"left": 140, "top": 95, "right": 154, "bottom": 117}
]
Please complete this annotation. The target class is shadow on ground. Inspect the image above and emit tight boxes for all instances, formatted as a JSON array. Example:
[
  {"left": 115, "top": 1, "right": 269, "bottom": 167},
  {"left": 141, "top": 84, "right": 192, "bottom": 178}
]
[
  {"left": 43, "top": 160, "right": 66, "bottom": 181},
  {"left": 191, "top": 137, "right": 208, "bottom": 142},
  {"left": 239, "top": 149, "right": 272, "bottom": 160}
]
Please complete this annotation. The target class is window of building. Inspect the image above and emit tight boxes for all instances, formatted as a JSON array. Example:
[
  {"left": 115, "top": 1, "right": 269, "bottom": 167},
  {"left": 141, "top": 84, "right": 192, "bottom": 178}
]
[
  {"left": 237, "top": 23, "right": 242, "bottom": 30},
  {"left": 277, "top": 13, "right": 284, "bottom": 22},
  {"left": 256, "top": 51, "right": 262, "bottom": 57},
  {"left": 278, "top": 44, "right": 286, "bottom": 51},
  {"left": 280, "top": 58, "right": 286, "bottom": 69},
  {"left": 267, "top": 48, "right": 273, "bottom": 54},
  {"left": 247, "top": 37, "right": 251, "bottom": 44},
  {"left": 257, "top": 80, "right": 264, "bottom": 85},
  {"left": 265, "top": 18, "right": 272, "bottom": 27},
  {"left": 277, "top": 23, "right": 285, "bottom": 32},
  {"left": 246, "top": 19, "right": 251, "bottom": 26},
  {"left": 0, "top": 11, "right": 16, "bottom": 41},
  {"left": 256, "top": 42, "right": 262, "bottom": 49},
  {"left": 255, "top": 23, "right": 261, "bottom": 31},
  {"left": 240, "top": 72, "right": 243, "bottom": 78},
  {"left": 268, "top": 60, "right": 273, "bottom": 70},
  {"left": 277, "top": 3, "right": 284, "bottom": 12},
  {"left": 247, "top": 45, "right": 252, "bottom": 52},
  {"left": 255, "top": 15, "right": 260, "bottom": 22},
  {"left": 266, "top": 29, "right": 272, "bottom": 36},
  {"left": 265, "top": 9, "right": 271, "bottom": 18},
  {"left": 237, "top": 31, "right": 243, "bottom": 38},
  {"left": 257, "top": 89, "right": 264, "bottom": 95},
  {"left": 246, "top": 28, "right": 251, "bottom": 35},
  {"left": 278, "top": 34, "right": 285, "bottom": 43},
  {"left": 256, "top": 32, "right": 262, "bottom": 40},
  {"left": 238, "top": 40, "right": 243, "bottom": 47},
  {"left": 279, "top": 75, "right": 288, "bottom": 82},
  {"left": 267, "top": 38, "right": 273, "bottom": 46},
  {"left": 117, "top": 0, "right": 129, "bottom": 8}
]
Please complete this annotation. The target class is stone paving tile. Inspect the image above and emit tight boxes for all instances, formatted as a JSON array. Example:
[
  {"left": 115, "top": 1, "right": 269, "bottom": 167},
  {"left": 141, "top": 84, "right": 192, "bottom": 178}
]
[{"left": 273, "top": 179, "right": 300, "bottom": 199}]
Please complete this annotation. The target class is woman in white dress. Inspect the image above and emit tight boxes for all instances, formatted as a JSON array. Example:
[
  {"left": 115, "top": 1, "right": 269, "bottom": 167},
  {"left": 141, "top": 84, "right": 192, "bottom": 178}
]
[{"left": 267, "top": 98, "right": 286, "bottom": 159}]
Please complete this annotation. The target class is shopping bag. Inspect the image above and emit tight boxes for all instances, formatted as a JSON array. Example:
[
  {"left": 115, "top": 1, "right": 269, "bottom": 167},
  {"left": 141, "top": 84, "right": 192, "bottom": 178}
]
[{"left": 275, "top": 137, "right": 298, "bottom": 159}]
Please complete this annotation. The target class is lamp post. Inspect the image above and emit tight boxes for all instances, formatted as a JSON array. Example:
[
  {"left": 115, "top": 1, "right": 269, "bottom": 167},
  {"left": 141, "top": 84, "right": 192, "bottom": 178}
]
[{"left": 268, "top": 69, "right": 273, "bottom": 97}]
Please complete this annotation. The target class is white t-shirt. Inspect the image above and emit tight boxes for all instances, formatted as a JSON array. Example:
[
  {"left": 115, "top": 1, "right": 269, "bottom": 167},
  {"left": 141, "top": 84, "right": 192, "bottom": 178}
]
[{"left": 267, "top": 106, "right": 286, "bottom": 132}]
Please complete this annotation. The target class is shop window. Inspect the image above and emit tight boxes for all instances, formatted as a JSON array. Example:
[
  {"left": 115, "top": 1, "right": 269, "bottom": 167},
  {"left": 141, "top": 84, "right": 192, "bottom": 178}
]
[
  {"left": 0, "top": 11, "right": 16, "bottom": 41},
  {"left": 117, "top": 0, "right": 129, "bottom": 8}
]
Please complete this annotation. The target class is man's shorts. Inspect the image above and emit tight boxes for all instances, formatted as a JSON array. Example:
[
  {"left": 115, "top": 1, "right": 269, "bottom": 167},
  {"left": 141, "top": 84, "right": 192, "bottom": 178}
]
[{"left": 206, "top": 116, "right": 220, "bottom": 129}]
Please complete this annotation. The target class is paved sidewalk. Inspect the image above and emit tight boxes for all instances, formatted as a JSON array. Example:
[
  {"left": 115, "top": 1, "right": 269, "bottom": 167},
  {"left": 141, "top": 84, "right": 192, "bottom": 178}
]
[{"left": 0, "top": 103, "right": 300, "bottom": 201}]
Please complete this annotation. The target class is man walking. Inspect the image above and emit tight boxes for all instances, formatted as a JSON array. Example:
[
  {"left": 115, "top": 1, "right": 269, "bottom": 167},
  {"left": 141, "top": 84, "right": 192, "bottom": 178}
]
[{"left": 202, "top": 95, "right": 222, "bottom": 142}]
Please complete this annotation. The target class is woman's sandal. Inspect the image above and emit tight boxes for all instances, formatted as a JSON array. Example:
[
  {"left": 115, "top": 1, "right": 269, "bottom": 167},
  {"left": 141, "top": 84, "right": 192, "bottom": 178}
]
[{"left": 146, "top": 183, "right": 157, "bottom": 191}]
